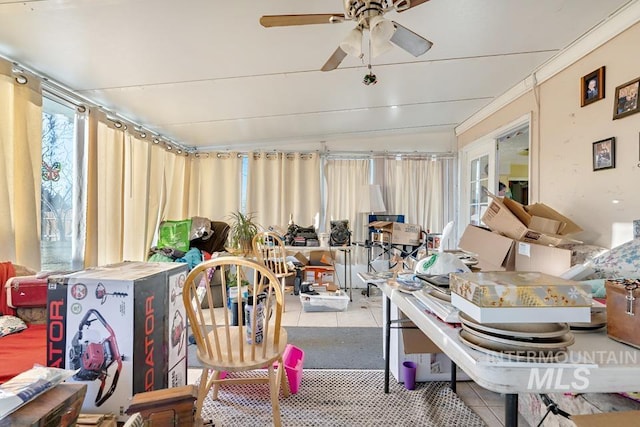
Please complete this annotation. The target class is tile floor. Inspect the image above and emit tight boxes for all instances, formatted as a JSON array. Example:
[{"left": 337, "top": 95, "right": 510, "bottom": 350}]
[{"left": 188, "top": 287, "right": 531, "bottom": 427}]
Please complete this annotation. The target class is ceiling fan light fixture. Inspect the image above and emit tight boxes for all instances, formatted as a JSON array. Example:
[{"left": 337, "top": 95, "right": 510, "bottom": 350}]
[
  {"left": 339, "top": 27, "right": 363, "bottom": 58},
  {"left": 371, "top": 38, "right": 393, "bottom": 58},
  {"left": 369, "top": 15, "right": 395, "bottom": 58}
]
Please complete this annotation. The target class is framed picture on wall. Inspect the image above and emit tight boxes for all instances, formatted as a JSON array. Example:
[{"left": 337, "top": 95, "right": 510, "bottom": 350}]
[
  {"left": 581, "top": 66, "right": 605, "bottom": 107},
  {"left": 592, "top": 137, "right": 615, "bottom": 171},
  {"left": 613, "top": 77, "right": 640, "bottom": 119}
]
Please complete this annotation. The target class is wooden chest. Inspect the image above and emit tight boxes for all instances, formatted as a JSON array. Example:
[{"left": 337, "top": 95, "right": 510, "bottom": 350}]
[
  {"left": 606, "top": 279, "right": 640, "bottom": 349},
  {"left": 2, "top": 383, "right": 86, "bottom": 427},
  {"left": 125, "top": 385, "right": 197, "bottom": 426}
]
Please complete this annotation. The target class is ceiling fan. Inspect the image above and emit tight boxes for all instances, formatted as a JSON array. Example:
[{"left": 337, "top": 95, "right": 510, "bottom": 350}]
[{"left": 260, "top": 0, "right": 433, "bottom": 72}]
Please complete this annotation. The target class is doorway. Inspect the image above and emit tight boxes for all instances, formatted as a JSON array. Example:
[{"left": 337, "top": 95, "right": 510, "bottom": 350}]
[
  {"left": 458, "top": 115, "right": 531, "bottom": 238},
  {"left": 497, "top": 125, "right": 530, "bottom": 205}
]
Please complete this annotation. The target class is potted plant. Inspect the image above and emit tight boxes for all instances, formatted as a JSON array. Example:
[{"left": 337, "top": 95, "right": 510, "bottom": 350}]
[{"left": 225, "top": 210, "right": 260, "bottom": 256}]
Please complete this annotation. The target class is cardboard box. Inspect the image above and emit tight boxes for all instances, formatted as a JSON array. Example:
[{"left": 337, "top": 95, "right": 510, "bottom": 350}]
[
  {"left": 514, "top": 242, "right": 571, "bottom": 277},
  {"left": 572, "top": 410, "right": 640, "bottom": 427},
  {"left": 46, "top": 262, "right": 189, "bottom": 421},
  {"left": 400, "top": 312, "right": 441, "bottom": 354},
  {"left": 383, "top": 298, "right": 468, "bottom": 383},
  {"left": 309, "top": 250, "right": 334, "bottom": 266},
  {"left": 369, "top": 221, "right": 422, "bottom": 246},
  {"left": 304, "top": 265, "right": 335, "bottom": 285},
  {"left": 292, "top": 252, "right": 309, "bottom": 266},
  {"left": 481, "top": 197, "right": 582, "bottom": 246},
  {"left": 458, "top": 225, "right": 516, "bottom": 271}
]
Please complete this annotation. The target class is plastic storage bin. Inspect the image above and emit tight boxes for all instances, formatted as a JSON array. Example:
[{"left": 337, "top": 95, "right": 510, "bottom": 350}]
[{"left": 300, "top": 291, "right": 349, "bottom": 312}]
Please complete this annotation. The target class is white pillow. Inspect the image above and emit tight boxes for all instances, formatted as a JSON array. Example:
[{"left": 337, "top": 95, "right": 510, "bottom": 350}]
[{"left": 0, "top": 315, "right": 28, "bottom": 337}]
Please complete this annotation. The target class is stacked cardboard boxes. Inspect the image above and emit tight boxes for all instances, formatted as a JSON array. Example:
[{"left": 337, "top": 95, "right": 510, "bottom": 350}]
[{"left": 459, "top": 197, "right": 582, "bottom": 277}]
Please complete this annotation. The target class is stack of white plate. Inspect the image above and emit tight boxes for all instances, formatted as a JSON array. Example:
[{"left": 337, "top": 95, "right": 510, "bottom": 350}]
[
  {"left": 568, "top": 306, "right": 607, "bottom": 331},
  {"left": 457, "top": 311, "right": 574, "bottom": 362}
]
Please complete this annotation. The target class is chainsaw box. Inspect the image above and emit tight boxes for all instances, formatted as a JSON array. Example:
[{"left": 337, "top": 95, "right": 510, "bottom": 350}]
[
  {"left": 46, "top": 261, "right": 189, "bottom": 422},
  {"left": 5, "top": 275, "right": 48, "bottom": 308},
  {"left": 606, "top": 279, "right": 640, "bottom": 349}
]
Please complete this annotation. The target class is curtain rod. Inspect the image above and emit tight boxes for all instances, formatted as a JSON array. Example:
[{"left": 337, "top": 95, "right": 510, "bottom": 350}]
[
  {"left": 6, "top": 54, "right": 192, "bottom": 154},
  {"left": 191, "top": 150, "right": 456, "bottom": 160},
  {"left": 323, "top": 151, "right": 457, "bottom": 160}
]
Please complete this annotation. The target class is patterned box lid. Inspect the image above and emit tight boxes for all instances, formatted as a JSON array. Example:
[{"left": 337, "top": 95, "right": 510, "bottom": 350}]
[{"left": 450, "top": 271, "right": 592, "bottom": 307}]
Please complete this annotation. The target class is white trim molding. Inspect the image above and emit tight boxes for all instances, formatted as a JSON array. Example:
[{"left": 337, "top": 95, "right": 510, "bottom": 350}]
[{"left": 455, "top": 0, "right": 640, "bottom": 136}]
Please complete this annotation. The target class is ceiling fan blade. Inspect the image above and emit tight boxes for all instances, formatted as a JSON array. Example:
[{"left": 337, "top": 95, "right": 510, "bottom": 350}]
[
  {"left": 390, "top": 21, "right": 433, "bottom": 57},
  {"left": 260, "top": 14, "right": 344, "bottom": 27},
  {"left": 321, "top": 47, "right": 348, "bottom": 72},
  {"left": 396, "top": 0, "right": 430, "bottom": 12}
]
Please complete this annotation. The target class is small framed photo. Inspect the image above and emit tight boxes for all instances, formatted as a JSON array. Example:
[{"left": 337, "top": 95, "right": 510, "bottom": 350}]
[
  {"left": 592, "top": 137, "right": 615, "bottom": 171},
  {"left": 581, "top": 66, "right": 605, "bottom": 107},
  {"left": 613, "top": 77, "right": 640, "bottom": 119}
]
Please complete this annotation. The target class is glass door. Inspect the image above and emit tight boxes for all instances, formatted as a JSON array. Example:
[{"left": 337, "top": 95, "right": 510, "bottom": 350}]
[
  {"left": 459, "top": 140, "right": 496, "bottom": 236},
  {"left": 469, "top": 154, "right": 490, "bottom": 226}
]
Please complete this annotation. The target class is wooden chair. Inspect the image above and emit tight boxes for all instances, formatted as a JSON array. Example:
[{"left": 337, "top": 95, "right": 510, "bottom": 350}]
[
  {"left": 252, "top": 231, "right": 295, "bottom": 311},
  {"left": 182, "top": 257, "right": 290, "bottom": 426}
]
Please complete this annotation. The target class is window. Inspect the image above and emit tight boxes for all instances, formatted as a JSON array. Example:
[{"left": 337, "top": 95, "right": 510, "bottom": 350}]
[
  {"left": 469, "top": 154, "right": 489, "bottom": 226},
  {"left": 41, "top": 97, "right": 76, "bottom": 270}
]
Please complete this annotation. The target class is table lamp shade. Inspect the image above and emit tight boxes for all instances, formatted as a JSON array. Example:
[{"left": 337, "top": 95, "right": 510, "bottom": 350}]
[{"left": 359, "top": 184, "right": 386, "bottom": 213}]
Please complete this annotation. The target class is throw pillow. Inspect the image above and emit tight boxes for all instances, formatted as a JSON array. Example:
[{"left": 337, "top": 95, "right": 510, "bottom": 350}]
[
  {"left": 587, "top": 238, "right": 640, "bottom": 279},
  {"left": 0, "top": 315, "right": 28, "bottom": 337}
]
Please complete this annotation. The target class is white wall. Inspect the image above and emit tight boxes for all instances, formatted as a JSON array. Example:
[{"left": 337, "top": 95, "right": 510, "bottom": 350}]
[{"left": 457, "top": 21, "right": 640, "bottom": 248}]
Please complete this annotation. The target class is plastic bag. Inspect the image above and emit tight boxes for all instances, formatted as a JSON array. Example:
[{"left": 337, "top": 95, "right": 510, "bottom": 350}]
[
  {"left": 414, "top": 252, "right": 471, "bottom": 275},
  {"left": 158, "top": 219, "right": 192, "bottom": 252},
  {"left": 190, "top": 216, "right": 212, "bottom": 241},
  {"left": 0, "top": 365, "right": 75, "bottom": 419}
]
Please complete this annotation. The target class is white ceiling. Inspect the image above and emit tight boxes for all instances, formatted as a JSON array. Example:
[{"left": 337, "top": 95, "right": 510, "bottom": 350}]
[{"left": 0, "top": 0, "right": 631, "bottom": 153}]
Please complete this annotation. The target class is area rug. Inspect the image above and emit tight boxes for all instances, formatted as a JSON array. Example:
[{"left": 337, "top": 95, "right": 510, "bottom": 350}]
[
  {"left": 189, "top": 327, "right": 384, "bottom": 370},
  {"left": 200, "top": 369, "right": 486, "bottom": 426}
]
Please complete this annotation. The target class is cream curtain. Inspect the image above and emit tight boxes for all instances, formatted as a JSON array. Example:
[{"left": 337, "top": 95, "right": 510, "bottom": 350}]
[
  {"left": 95, "top": 118, "right": 125, "bottom": 265},
  {"left": 324, "top": 159, "right": 370, "bottom": 243},
  {"left": 121, "top": 133, "right": 158, "bottom": 261},
  {"left": 163, "top": 151, "right": 190, "bottom": 221},
  {"left": 0, "top": 60, "right": 42, "bottom": 270},
  {"left": 188, "top": 152, "right": 242, "bottom": 221},
  {"left": 84, "top": 113, "right": 193, "bottom": 266},
  {"left": 384, "top": 158, "right": 444, "bottom": 234},
  {"left": 71, "top": 109, "right": 88, "bottom": 270},
  {"left": 84, "top": 109, "right": 99, "bottom": 267},
  {"left": 247, "top": 152, "right": 321, "bottom": 231},
  {"left": 147, "top": 143, "right": 168, "bottom": 249}
]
